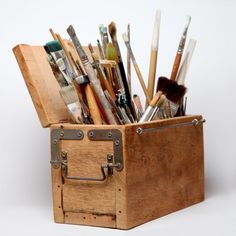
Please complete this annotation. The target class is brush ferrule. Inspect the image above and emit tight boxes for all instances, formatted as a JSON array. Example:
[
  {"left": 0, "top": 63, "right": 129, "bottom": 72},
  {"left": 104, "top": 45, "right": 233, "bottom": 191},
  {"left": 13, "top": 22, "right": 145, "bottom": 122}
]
[
  {"left": 124, "top": 41, "right": 137, "bottom": 64},
  {"left": 139, "top": 106, "right": 154, "bottom": 123},
  {"left": 67, "top": 102, "right": 83, "bottom": 123},
  {"left": 177, "top": 36, "right": 187, "bottom": 53}
]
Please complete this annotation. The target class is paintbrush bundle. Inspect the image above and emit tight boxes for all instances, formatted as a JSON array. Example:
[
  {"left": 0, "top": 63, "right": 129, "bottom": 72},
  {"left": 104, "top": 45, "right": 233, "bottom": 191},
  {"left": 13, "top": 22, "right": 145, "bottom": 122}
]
[{"left": 45, "top": 11, "right": 196, "bottom": 125}]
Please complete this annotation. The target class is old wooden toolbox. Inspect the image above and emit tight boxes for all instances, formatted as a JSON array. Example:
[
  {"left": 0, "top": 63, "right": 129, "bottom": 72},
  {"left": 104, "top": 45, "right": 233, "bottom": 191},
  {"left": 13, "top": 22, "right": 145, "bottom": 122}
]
[{"left": 13, "top": 43, "right": 205, "bottom": 229}]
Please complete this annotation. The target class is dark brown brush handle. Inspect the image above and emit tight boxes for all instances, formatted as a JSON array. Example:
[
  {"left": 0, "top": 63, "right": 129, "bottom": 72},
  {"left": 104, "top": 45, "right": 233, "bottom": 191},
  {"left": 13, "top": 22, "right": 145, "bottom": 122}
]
[{"left": 170, "top": 53, "right": 182, "bottom": 81}]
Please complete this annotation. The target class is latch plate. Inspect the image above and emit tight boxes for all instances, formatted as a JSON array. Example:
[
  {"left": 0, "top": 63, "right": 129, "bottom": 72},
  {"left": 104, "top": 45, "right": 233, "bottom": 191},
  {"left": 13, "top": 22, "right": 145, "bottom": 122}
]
[{"left": 87, "top": 129, "right": 123, "bottom": 171}]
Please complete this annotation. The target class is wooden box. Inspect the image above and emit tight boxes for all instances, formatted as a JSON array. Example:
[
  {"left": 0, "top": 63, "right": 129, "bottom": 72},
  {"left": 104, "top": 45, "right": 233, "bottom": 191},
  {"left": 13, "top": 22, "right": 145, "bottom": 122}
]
[{"left": 13, "top": 43, "right": 205, "bottom": 229}]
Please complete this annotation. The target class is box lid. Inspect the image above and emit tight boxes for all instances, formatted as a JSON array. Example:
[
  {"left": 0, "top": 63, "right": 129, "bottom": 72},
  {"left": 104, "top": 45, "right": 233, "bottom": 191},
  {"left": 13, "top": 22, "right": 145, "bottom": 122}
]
[{"left": 13, "top": 41, "right": 95, "bottom": 128}]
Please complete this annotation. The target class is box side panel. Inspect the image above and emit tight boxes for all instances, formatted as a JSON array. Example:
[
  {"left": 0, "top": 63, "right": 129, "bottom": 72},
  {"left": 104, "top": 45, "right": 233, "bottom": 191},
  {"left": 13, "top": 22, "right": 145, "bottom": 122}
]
[
  {"left": 123, "top": 116, "right": 204, "bottom": 229},
  {"left": 13, "top": 44, "right": 70, "bottom": 127}
]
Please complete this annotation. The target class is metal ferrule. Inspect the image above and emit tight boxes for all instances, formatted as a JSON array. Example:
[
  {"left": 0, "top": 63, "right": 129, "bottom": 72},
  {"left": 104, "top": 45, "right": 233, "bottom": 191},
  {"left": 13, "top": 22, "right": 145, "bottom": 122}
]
[
  {"left": 124, "top": 41, "right": 137, "bottom": 65},
  {"left": 67, "top": 102, "right": 83, "bottom": 124},
  {"left": 138, "top": 106, "right": 154, "bottom": 123}
]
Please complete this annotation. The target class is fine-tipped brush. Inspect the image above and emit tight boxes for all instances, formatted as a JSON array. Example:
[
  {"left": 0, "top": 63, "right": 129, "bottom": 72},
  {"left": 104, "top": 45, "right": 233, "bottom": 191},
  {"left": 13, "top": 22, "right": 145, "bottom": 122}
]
[
  {"left": 122, "top": 33, "right": 151, "bottom": 104},
  {"left": 170, "top": 16, "right": 191, "bottom": 81},
  {"left": 146, "top": 10, "right": 161, "bottom": 108},
  {"left": 59, "top": 85, "right": 83, "bottom": 124},
  {"left": 127, "top": 24, "right": 131, "bottom": 94},
  {"left": 108, "top": 22, "right": 135, "bottom": 117},
  {"left": 67, "top": 25, "right": 117, "bottom": 124},
  {"left": 97, "top": 39, "right": 105, "bottom": 59}
]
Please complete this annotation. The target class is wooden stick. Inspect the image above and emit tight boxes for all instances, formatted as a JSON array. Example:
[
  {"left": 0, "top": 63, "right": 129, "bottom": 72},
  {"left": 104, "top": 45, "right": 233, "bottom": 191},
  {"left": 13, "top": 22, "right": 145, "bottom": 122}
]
[
  {"left": 123, "top": 33, "right": 151, "bottom": 104},
  {"left": 146, "top": 10, "right": 161, "bottom": 108},
  {"left": 85, "top": 84, "right": 102, "bottom": 124},
  {"left": 127, "top": 24, "right": 131, "bottom": 95},
  {"left": 49, "top": 28, "right": 57, "bottom": 40},
  {"left": 55, "top": 33, "right": 75, "bottom": 71}
]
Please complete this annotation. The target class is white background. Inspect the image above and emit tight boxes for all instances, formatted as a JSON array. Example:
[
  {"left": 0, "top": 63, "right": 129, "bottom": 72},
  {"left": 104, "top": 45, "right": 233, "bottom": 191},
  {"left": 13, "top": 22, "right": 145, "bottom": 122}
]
[{"left": 0, "top": 0, "right": 236, "bottom": 235}]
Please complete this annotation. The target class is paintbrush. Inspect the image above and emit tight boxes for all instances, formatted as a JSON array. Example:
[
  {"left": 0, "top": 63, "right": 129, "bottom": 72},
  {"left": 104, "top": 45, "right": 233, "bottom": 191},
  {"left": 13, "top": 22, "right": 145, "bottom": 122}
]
[
  {"left": 146, "top": 10, "right": 161, "bottom": 108},
  {"left": 170, "top": 16, "right": 191, "bottom": 81},
  {"left": 88, "top": 43, "right": 117, "bottom": 101},
  {"left": 108, "top": 22, "right": 135, "bottom": 117},
  {"left": 122, "top": 33, "right": 151, "bottom": 104},
  {"left": 97, "top": 39, "right": 105, "bottom": 59},
  {"left": 99, "top": 24, "right": 109, "bottom": 55},
  {"left": 133, "top": 94, "right": 144, "bottom": 120},
  {"left": 139, "top": 91, "right": 165, "bottom": 123},
  {"left": 157, "top": 76, "right": 186, "bottom": 103},
  {"left": 67, "top": 25, "right": 117, "bottom": 124},
  {"left": 59, "top": 85, "right": 83, "bottom": 124},
  {"left": 127, "top": 24, "right": 131, "bottom": 94}
]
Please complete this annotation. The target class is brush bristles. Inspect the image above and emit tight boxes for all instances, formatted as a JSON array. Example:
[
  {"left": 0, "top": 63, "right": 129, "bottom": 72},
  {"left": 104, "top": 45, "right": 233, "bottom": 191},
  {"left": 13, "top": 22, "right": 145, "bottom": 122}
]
[
  {"left": 122, "top": 33, "right": 129, "bottom": 43},
  {"left": 108, "top": 22, "right": 116, "bottom": 38},
  {"left": 60, "top": 85, "right": 79, "bottom": 105},
  {"left": 157, "top": 77, "right": 186, "bottom": 103},
  {"left": 185, "top": 15, "right": 191, "bottom": 28}
]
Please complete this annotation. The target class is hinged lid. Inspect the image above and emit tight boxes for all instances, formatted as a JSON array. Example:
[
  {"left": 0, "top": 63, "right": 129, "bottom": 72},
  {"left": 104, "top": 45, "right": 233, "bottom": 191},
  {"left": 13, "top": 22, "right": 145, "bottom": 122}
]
[{"left": 13, "top": 41, "right": 96, "bottom": 127}]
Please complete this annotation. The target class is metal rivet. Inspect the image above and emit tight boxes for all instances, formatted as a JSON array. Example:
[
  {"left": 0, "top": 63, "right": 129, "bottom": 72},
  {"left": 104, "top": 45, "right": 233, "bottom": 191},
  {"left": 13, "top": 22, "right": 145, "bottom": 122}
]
[
  {"left": 77, "top": 131, "right": 83, "bottom": 137},
  {"left": 60, "top": 131, "right": 64, "bottom": 137},
  {"left": 115, "top": 140, "right": 120, "bottom": 146},
  {"left": 53, "top": 139, "right": 57, "bottom": 144},
  {"left": 108, "top": 132, "right": 112, "bottom": 138},
  {"left": 89, "top": 131, "right": 94, "bottom": 138},
  {"left": 136, "top": 127, "right": 142, "bottom": 135}
]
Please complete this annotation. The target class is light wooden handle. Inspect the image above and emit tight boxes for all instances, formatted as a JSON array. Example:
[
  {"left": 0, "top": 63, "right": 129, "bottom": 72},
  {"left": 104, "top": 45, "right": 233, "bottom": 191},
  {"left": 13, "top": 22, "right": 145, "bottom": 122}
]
[
  {"left": 150, "top": 91, "right": 162, "bottom": 107},
  {"left": 133, "top": 64, "right": 151, "bottom": 104},
  {"left": 85, "top": 84, "right": 102, "bottom": 124},
  {"left": 170, "top": 53, "right": 182, "bottom": 81},
  {"left": 55, "top": 33, "right": 75, "bottom": 70},
  {"left": 146, "top": 50, "right": 158, "bottom": 107},
  {"left": 49, "top": 28, "right": 57, "bottom": 40}
]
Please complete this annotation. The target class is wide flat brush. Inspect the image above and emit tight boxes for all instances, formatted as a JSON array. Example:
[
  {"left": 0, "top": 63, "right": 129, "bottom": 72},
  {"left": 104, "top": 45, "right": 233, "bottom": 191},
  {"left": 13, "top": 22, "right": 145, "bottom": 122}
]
[
  {"left": 108, "top": 22, "right": 135, "bottom": 117},
  {"left": 170, "top": 16, "right": 191, "bottom": 81},
  {"left": 157, "top": 76, "right": 186, "bottom": 103},
  {"left": 146, "top": 10, "right": 161, "bottom": 108},
  {"left": 59, "top": 85, "right": 83, "bottom": 124},
  {"left": 122, "top": 33, "right": 151, "bottom": 104}
]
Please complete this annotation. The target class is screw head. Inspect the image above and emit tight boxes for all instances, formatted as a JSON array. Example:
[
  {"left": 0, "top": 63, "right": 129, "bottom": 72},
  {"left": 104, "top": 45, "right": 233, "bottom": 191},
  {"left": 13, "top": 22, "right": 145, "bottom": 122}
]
[
  {"left": 60, "top": 131, "right": 64, "bottom": 137},
  {"left": 115, "top": 140, "right": 120, "bottom": 146},
  {"left": 89, "top": 131, "right": 94, "bottom": 138},
  {"left": 136, "top": 127, "right": 143, "bottom": 135},
  {"left": 53, "top": 139, "right": 58, "bottom": 144},
  {"left": 108, "top": 132, "right": 112, "bottom": 138},
  {"left": 77, "top": 131, "right": 83, "bottom": 138}
]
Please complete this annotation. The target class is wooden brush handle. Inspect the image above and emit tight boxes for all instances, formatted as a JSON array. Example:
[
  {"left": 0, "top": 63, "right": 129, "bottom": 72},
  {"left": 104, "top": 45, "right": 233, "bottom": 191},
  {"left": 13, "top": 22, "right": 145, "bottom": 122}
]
[
  {"left": 49, "top": 28, "right": 57, "bottom": 40},
  {"left": 150, "top": 91, "right": 162, "bottom": 107},
  {"left": 146, "top": 50, "right": 158, "bottom": 107},
  {"left": 133, "top": 64, "right": 151, "bottom": 104},
  {"left": 170, "top": 53, "right": 182, "bottom": 81},
  {"left": 85, "top": 84, "right": 102, "bottom": 124},
  {"left": 55, "top": 33, "right": 75, "bottom": 70}
]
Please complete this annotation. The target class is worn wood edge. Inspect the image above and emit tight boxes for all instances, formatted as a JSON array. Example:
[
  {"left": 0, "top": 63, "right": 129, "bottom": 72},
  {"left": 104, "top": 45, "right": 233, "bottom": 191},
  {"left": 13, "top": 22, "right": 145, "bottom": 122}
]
[
  {"left": 13, "top": 44, "right": 49, "bottom": 127},
  {"left": 50, "top": 127, "right": 64, "bottom": 223}
]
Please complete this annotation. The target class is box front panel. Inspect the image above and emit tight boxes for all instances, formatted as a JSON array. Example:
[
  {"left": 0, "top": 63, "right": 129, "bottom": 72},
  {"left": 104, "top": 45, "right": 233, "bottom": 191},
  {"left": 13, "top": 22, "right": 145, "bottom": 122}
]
[{"left": 50, "top": 125, "right": 125, "bottom": 228}]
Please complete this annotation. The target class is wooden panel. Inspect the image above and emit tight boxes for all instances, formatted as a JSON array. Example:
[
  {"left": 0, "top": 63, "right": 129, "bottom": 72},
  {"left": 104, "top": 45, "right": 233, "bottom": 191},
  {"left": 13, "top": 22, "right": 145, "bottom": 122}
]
[
  {"left": 65, "top": 212, "right": 116, "bottom": 228},
  {"left": 121, "top": 115, "right": 204, "bottom": 229},
  {"left": 13, "top": 44, "right": 70, "bottom": 127}
]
